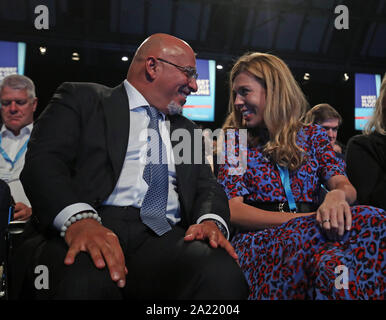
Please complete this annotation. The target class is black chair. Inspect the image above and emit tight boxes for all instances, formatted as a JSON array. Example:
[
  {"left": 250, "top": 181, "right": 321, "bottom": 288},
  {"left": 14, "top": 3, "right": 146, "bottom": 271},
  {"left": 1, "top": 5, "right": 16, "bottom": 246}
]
[
  {"left": 0, "top": 179, "right": 13, "bottom": 299},
  {"left": 0, "top": 180, "right": 28, "bottom": 300}
]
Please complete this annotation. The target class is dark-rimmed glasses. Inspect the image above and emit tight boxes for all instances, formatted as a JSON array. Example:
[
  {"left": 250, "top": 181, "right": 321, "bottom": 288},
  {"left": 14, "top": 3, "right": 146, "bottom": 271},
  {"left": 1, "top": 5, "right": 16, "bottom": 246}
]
[{"left": 157, "top": 58, "right": 198, "bottom": 80}]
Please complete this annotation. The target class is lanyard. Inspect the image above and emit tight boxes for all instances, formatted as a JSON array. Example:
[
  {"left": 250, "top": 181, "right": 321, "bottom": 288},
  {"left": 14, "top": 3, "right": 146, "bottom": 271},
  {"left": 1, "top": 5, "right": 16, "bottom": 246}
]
[
  {"left": 0, "top": 135, "right": 29, "bottom": 169},
  {"left": 276, "top": 164, "right": 297, "bottom": 212}
]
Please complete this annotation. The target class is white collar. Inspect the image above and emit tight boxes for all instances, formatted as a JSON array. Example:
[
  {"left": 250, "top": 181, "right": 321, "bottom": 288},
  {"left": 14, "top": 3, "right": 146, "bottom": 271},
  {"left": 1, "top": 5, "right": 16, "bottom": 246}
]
[
  {"left": 1, "top": 122, "right": 33, "bottom": 138},
  {"left": 123, "top": 80, "right": 166, "bottom": 120}
]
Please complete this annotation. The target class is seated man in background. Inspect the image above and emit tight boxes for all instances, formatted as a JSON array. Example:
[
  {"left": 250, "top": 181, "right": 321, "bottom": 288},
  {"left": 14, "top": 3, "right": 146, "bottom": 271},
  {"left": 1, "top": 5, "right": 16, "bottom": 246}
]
[
  {"left": 10, "top": 33, "right": 248, "bottom": 300},
  {"left": 0, "top": 74, "right": 37, "bottom": 221},
  {"left": 304, "top": 103, "right": 345, "bottom": 159}
]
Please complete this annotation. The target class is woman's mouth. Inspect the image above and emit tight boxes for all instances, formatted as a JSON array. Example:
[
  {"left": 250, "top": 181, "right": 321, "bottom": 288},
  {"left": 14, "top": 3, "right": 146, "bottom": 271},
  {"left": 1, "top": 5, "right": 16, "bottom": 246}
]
[{"left": 241, "top": 108, "right": 254, "bottom": 120}]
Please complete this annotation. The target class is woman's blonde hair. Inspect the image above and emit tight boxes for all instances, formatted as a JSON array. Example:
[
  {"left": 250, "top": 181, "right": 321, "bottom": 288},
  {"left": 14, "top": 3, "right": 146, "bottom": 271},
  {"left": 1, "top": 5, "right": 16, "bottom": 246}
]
[
  {"left": 224, "top": 52, "right": 309, "bottom": 171},
  {"left": 364, "top": 73, "right": 386, "bottom": 135}
]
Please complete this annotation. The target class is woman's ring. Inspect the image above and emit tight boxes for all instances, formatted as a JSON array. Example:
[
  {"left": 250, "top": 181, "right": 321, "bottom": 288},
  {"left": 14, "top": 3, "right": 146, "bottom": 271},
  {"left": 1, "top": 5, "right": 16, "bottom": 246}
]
[{"left": 322, "top": 219, "right": 330, "bottom": 224}]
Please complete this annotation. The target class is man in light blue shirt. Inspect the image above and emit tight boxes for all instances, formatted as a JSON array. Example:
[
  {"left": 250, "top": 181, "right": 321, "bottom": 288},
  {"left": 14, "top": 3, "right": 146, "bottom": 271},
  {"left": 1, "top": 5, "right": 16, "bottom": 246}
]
[{"left": 0, "top": 74, "right": 37, "bottom": 221}]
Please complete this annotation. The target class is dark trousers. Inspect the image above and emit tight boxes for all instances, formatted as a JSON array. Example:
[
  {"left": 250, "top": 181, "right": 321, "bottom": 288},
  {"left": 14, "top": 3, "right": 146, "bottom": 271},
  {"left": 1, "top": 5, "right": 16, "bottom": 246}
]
[{"left": 12, "top": 206, "right": 248, "bottom": 300}]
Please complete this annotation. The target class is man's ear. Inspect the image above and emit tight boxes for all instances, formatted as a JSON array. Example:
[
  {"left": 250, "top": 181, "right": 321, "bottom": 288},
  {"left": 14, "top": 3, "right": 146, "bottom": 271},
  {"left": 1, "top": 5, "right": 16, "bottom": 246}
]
[
  {"left": 145, "top": 57, "right": 158, "bottom": 81},
  {"left": 32, "top": 98, "right": 38, "bottom": 112}
]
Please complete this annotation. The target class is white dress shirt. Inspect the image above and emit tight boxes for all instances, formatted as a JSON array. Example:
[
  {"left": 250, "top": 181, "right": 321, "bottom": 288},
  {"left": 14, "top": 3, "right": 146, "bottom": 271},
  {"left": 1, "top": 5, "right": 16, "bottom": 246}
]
[
  {"left": 0, "top": 123, "right": 32, "bottom": 206},
  {"left": 53, "top": 80, "right": 229, "bottom": 238}
]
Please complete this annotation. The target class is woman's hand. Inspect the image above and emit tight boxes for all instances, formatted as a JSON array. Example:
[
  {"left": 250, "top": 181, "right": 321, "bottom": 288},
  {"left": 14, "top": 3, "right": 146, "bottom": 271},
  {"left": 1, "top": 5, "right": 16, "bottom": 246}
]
[{"left": 316, "top": 189, "right": 352, "bottom": 241}]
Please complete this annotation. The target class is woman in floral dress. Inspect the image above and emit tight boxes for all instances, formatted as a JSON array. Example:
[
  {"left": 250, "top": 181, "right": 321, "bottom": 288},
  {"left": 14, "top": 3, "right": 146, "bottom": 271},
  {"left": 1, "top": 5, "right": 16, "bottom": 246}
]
[{"left": 218, "top": 52, "right": 385, "bottom": 299}]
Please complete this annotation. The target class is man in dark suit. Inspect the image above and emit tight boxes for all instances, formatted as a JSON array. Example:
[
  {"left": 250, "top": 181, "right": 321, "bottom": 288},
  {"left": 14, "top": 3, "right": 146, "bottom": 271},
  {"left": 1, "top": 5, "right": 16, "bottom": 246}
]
[{"left": 12, "top": 33, "right": 248, "bottom": 299}]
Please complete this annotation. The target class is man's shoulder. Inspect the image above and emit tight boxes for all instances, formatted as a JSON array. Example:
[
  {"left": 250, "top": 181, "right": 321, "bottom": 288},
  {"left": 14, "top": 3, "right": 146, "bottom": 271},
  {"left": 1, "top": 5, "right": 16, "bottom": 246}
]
[
  {"left": 348, "top": 133, "right": 371, "bottom": 146},
  {"left": 349, "top": 132, "right": 386, "bottom": 149},
  {"left": 52, "top": 82, "right": 125, "bottom": 106},
  {"left": 57, "top": 82, "right": 120, "bottom": 95}
]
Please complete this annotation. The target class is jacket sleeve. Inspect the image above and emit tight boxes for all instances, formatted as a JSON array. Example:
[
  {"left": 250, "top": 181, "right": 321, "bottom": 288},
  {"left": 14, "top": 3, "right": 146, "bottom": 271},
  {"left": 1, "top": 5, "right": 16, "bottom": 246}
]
[
  {"left": 21, "top": 82, "right": 85, "bottom": 233},
  {"left": 346, "top": 135, "right": 386, "bottom": 210}
]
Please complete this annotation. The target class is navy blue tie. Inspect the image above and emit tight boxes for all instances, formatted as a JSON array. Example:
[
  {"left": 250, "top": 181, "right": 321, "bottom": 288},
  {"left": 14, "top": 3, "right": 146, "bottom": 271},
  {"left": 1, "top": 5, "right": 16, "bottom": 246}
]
[{"left": 140, "top": 106, "right": 171, "bottom": 235}]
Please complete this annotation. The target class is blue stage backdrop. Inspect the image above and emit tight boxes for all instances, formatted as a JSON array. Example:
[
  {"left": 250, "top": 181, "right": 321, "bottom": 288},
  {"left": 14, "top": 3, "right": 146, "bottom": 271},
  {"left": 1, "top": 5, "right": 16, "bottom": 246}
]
[
  {"left": 0, "top": 40, "right": 26, "bottom": 81},
  {"left": 354, "top": 73, "right": 382, "bottom": 131},
  {"left": 183, "top": 59, "right": 216, "bottom": 122}
]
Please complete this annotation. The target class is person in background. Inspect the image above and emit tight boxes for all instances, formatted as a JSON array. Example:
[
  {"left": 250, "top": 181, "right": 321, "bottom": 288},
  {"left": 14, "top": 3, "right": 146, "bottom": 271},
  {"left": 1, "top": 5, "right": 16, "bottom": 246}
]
[
  {"left": 304, "top": 103, "right": 345, "bottom": 159},
  {"left": 218, "top": 52, "right": 385, "bottom": 299},
  {"left": 346, "top": 74, "right": 386, "bottom": 211},
  {"left": 0, "top": 74, "right": 36, "bottom": 221},
  {"left": 304, "top": 103, "right": 346, "bottom": 203}
]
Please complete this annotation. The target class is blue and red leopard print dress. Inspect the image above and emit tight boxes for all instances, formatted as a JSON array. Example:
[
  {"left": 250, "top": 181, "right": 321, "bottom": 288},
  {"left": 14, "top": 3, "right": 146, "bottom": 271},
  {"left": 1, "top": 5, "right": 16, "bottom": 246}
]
[{"left": 218, "top": 124, "right": 385, "bottom": 299}]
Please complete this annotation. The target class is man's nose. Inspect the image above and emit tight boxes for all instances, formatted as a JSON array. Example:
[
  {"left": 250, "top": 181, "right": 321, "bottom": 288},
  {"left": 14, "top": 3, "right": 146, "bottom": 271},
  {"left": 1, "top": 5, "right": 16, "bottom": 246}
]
[
  {"left": 9, "top": 102, "right": 19, "bottom": 113},
  {"left": 188, "top": 77, "right": 198, "bottom": 93}
]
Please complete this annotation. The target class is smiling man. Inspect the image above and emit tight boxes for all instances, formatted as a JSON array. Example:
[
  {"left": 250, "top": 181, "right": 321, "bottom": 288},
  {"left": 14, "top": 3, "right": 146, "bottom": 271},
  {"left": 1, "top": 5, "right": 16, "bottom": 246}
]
[
  {"left": 12, "top": 33, "right": 248, "bottom": 300},
  {"left": 0, "top": 74, "right": 37, "bottom": 221}
]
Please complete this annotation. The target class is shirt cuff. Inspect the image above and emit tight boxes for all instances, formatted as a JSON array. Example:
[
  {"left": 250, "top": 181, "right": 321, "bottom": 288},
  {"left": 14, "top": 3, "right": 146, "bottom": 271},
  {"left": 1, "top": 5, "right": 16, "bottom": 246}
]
[
  {"left": 196, "top": 213, "right": 230, "bottom": 240},
  {"left": 53, "top": 203, "right": 98, "bottom": 231}
]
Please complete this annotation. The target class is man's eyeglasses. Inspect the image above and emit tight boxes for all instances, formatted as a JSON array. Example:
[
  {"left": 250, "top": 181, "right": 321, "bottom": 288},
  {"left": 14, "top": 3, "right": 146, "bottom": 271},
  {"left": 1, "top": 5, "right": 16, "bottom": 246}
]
[
  {"left": 0, "top": 99, "right": 30, "bottom": 107},
  {"left": 157, "top": 58, "right": 198, "bottom": 80}
]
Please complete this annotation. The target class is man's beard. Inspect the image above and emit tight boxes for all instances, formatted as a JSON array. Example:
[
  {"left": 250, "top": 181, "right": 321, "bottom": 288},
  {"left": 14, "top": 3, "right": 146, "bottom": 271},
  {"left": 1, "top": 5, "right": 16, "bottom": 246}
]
[{"left": 167, "top": 100, "right": 183, "bottom": 115}]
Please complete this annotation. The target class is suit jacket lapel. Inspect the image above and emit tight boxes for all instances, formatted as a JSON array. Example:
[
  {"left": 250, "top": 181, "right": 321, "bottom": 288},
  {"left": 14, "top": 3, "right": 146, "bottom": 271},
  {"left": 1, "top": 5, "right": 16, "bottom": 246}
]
[
  {"left": 167, "top": 114, "right": 192, "bottom": 221},
  {"left": 168, "top": 114, "right": 186, "bottom": 178},
  {"left": 102, "top": 83, "right": 130, "bottom": 181}
]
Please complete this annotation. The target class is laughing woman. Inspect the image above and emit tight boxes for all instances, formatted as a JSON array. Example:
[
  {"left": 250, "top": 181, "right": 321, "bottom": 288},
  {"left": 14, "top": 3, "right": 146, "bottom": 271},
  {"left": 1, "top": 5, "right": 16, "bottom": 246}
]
[{"left": 218, "top": 52, "right": 385, "bottom": 300}]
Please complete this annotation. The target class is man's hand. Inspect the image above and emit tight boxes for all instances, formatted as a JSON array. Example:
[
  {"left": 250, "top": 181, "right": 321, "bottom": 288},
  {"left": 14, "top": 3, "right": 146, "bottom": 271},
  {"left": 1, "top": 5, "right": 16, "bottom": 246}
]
[
  {"left": 64, "top": 218, "right": 128, "bottom": 288},
  {"left": 184, "top": 220, "right": 239, "bottom": 261},
  {"left": 333, "top": 143, "right": 342, "bottom": 154},
  {"left": 13, "top": 202, "right": 32, "bottom": 221}
]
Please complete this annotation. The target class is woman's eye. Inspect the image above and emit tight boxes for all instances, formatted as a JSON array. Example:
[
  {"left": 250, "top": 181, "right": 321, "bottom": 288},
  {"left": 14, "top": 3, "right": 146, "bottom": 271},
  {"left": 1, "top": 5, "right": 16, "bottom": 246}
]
[{"left": 239, "top": 88, "right": 249, "bottom": 96}]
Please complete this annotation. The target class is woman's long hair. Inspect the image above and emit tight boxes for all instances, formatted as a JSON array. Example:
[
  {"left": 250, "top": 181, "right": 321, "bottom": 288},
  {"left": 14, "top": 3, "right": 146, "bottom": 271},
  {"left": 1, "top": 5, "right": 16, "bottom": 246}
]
[
  {"left": 224, "top": 52, "right": 309, "bottom": 171},
  {"left": 364, "top": 73, "right": 386, "bottom": 135}
]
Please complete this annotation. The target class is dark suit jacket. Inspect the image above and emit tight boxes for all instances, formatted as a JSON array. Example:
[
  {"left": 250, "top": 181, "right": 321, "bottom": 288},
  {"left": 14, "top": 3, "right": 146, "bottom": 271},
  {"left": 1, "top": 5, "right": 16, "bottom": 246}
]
[
  {"left": 20, "top": 82, "right": 230, "bottom": 235},
  {"left": 346, "top": 132, "right": 386, "bottom": 211}
]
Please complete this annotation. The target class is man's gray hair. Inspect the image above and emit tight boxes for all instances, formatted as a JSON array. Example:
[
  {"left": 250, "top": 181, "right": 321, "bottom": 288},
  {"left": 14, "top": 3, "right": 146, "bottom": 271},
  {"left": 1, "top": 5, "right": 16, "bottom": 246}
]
[{"left": 0, "top": 74, "right": 36, "bottom": 99}]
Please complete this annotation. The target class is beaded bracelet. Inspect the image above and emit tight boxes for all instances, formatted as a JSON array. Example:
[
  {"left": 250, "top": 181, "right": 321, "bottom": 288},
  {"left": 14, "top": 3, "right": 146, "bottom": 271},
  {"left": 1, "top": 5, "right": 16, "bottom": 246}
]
[{"left": 60, "top": 211, "right": 102, "bottom": 238}]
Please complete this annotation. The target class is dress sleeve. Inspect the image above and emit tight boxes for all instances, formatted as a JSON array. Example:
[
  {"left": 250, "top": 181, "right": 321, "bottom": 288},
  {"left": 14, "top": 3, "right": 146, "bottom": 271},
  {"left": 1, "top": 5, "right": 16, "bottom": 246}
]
[
  {"left": 217, "top": 130, "right": 250, "bottom": 200},
  {"left": 312, "top": 125, "right": 346, "bottom": 184}
]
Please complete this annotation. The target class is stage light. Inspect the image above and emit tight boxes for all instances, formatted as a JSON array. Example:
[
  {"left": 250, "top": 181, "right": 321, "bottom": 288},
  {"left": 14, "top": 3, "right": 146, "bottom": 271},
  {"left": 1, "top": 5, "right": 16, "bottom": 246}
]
[
  {"left": 121, "top": 56, "right": 129, "bottom": 62},
  {"left": 72, "top": 52, "right": 80, "bottom": 61},
  {"left": 39, "top": 46, "right": 47, "bottom": 55},
  {"left": 303, "top": 73, "right": 310, "bottom": 81},
  {"left": 216, "top": 64, "right": 223, "bottom": 70},
  {"left": 343, "top": 73, "right": 349, "bottom": 81}
]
